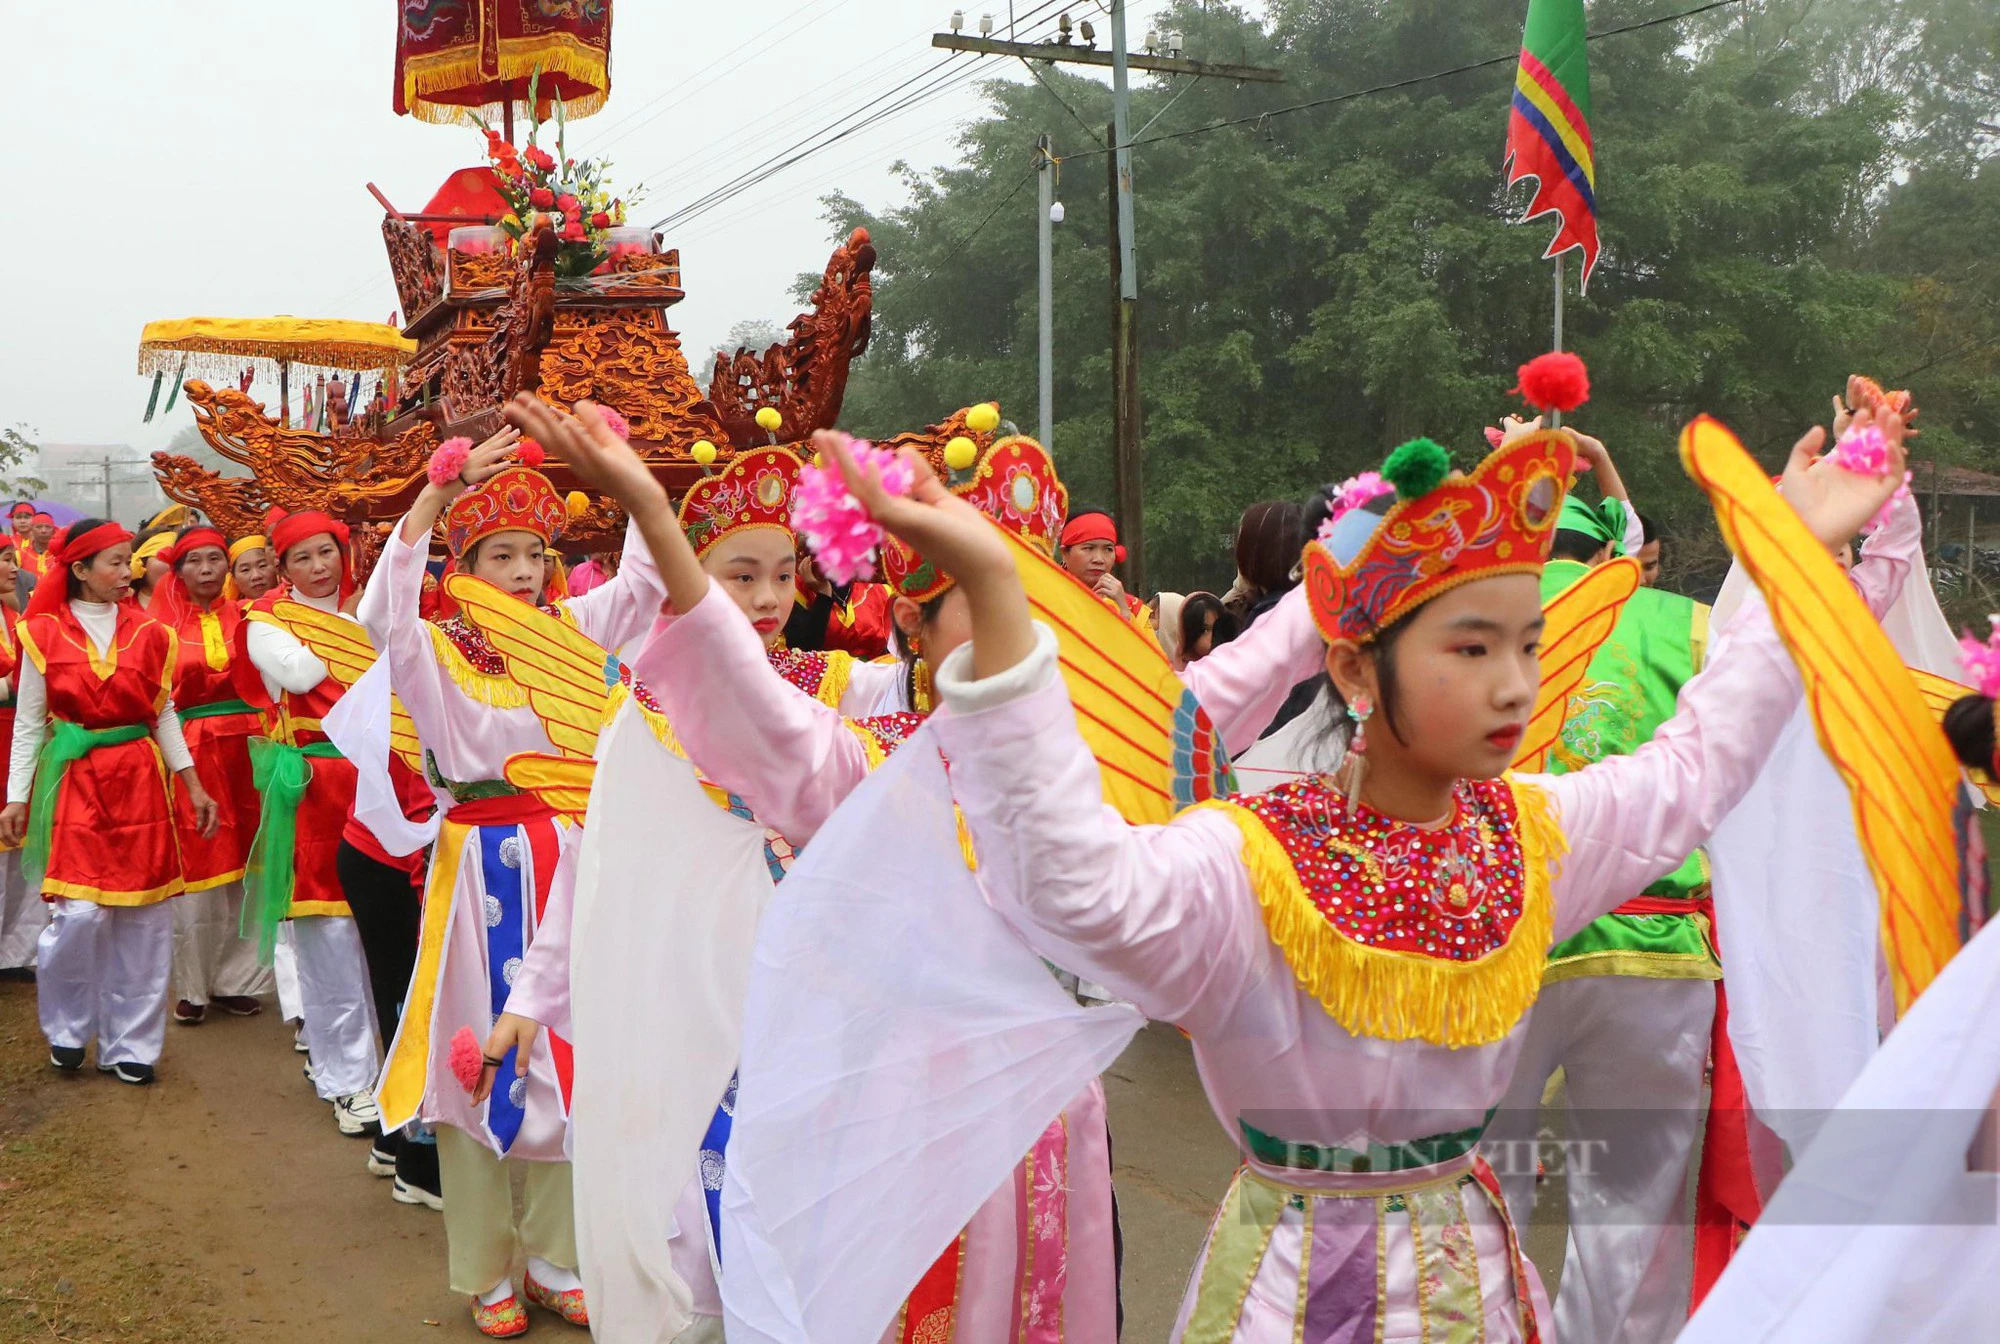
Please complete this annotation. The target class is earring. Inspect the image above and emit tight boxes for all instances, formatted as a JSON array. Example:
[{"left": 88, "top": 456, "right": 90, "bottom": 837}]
[{"left": 1337, "top": 693, "right": 1373, "bottom": 818}]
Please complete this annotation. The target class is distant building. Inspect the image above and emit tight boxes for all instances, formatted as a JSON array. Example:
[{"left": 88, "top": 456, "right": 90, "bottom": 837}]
[{"left": 36, "top": 443, "right": 168, "bottom": 525}]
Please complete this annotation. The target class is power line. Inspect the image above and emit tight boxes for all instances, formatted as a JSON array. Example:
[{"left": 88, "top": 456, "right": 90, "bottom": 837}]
[
  {"left": 899, "top": 167, "right": 1038, "bottom": 299},
  {"left": 1130, "top": 0, "right": 1750, "bottom": 150},
  {"left": 649, "top": 0, "right": 1074, "bottom": 232}
]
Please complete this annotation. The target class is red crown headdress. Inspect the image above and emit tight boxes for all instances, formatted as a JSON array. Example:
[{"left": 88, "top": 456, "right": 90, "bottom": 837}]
[
  {"left": 882, "top": 435, "right": 1068, "bottom": 603},
  {"left": 677, "top": 447, "right": 804, "bottom": 557},
  {"left": 1303, "top": 429, "right": 1576, "bottom": 645},
  {"left": 443, "top": 465, "right": 567, "bottom": 557}
]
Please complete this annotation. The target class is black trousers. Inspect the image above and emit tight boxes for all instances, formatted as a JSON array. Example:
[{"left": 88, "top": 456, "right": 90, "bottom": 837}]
[{"left": 336, "top": 839, "right": 423, "bottom": 1049}]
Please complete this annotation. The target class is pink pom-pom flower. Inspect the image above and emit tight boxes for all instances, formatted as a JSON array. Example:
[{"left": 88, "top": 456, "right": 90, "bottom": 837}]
[
  {"left": 594, "top": 406, "right": 630, "bottom": 440},
  {"left": 1828, "top": 424, "right": 1911, "bottom": 535},
  {"left": 1482, "top": 425, "right": 1506, "bottom": 449},
  {"left": 447, "top": 1026, "right": 485, "bottom": 1093},
  {"left": 515, "top": 438, "right": 546, "bottom": 468},
  {"left": 429, "top": 437, "right": 473, "bottom": 488},
  {"left": 1959, "top": 617, "right": 2000, "bottom": 699},
  {"left": 793, "top": 434, "right": 914, "bottom": 585},
  {"left": 1318, "top": 471, "right": 1395, "bottom": 543}
]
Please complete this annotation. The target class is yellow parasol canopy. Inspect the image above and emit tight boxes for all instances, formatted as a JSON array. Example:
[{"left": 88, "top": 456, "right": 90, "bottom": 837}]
[{"left": 137, "top": 317, "right": 417, "bottom": 378}]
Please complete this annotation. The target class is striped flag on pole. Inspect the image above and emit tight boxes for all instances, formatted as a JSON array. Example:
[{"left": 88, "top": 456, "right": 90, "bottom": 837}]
[{"left": 1504, "top": 0, "right": 1600, "bottom": 289}]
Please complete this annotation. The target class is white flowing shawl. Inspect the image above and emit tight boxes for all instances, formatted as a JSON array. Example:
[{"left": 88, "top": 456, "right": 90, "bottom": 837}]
[
  {"left": 1707, "top": 541, "right": 1963, "bottom": 1151},
  {"left": 720, "top": 733, "right": 1145, "bottom": 1343},
  {"left": 1677, "top": 915, "right": 2000, "bottom": 1342},
  {"left": 569, "top": 702, "right": 775, "bottom": 1342}
]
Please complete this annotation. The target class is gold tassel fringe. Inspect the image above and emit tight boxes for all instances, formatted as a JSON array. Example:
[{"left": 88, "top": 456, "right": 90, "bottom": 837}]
[{"left": 1197, "top": 777, "right": 1565, "bottom": 1049}]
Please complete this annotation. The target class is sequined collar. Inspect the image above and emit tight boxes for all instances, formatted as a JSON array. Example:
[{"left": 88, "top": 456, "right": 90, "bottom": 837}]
[{"left": 1203, "top": 775, "right": 1562, "bottom": 1047}]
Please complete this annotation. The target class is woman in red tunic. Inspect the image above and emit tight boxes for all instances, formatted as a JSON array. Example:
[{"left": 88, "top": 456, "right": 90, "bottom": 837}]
[
  {"left": 0, "top": 539, "right": 35, "bottom": 973},
  {"left": 237, "top": 510, "right": 392, "bottom": 1137},
  {"left": 0, "top": 520, "right": 218, "bottom": 1084},
  {"left": 154, "top": 526, "right": 270, "bottom": 1024}
]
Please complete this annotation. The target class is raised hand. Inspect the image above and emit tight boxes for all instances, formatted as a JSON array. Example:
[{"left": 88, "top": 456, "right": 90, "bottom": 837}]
[
  {"left": 820, "top": 430, "right": 1034, "bottom": 679},
  {"left": 503, "top": 395, "right": 663, "bottom": 512},
  {"left": 1782, "top": 407, "right": 1909, "bottom": 550},
  {"left": 503, "top": 394, "right": 705, "bottom": 614}
]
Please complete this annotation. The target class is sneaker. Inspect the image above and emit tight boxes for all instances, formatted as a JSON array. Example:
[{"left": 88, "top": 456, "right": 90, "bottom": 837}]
[
  {"left": 332, "top": 1091, "right": 380, "bottom": 1137},
  {"left": 470, "top": 1292, "right": 529, "bottom": 1339},
  {"left": 524, "top": 1274, "right": 590, "bottom": 1327},
  {"left": 367, "top": 1130, "right": 401, "bottom": 1177},
  {"left": 99, "top": 1061, "right": 156, "bottom": 1086},
  {"left": 173, "top": 1000, "right": 206, "bottom": 1025},
  {"left": 212, "top": 995, "right": 262, "bottom": 1017},
  {"left": 49, "top": 1045, "right": 85, "bottom": 1071},
  {"left": 392, "top": 1139, "right": 443, "bottom": 1211},
  {"left": 293, "top": 1027, "right": 309, "bottom": 1053}
]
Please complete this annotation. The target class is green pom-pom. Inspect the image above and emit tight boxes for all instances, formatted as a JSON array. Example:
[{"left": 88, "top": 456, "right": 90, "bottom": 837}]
[{"left": 1381, "top": 437, "right": 1451, "bottom": 500}]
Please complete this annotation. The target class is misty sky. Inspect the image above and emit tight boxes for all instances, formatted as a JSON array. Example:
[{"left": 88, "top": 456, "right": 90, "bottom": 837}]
[{"left": 0, "top": 0, "right": 1214, "bottom": 455}]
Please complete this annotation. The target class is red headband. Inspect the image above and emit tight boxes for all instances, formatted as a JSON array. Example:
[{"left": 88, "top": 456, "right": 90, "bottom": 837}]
[
  {"left": 26, "top": 522, "right": 134, "bottom": 622},
  {"left": 268, "top": 510, "right": 355, "bottom": 602},
  {"left": 31, "top": 512, "right": 52, "bottom": 525},
  {"left": 166, "top": 527, "right": 228, "bottom": 564},
  {"left": 1061, "top": 514, "right": 1118, "bottom": 549}
]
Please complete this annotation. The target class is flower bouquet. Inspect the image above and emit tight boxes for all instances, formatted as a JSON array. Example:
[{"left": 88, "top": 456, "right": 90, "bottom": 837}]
[{"left": 476, "top": 70, "right": 641, "bottom": 280}]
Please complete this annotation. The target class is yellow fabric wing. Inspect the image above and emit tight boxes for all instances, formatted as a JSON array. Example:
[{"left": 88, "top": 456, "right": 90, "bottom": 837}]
[
  {"left": 503, "top": 752, "right": 597, "bottom": 819},
  {"left": 1001, "top": 525, "right": 1234, "bottom": 826},
  {"left": 268, "top": 600, "right": 422, "bottom": 769},
  {"left": 445, "top": 574, "right": 616, "bottom": 759},
  {"left": 271, "top": 600, "right": 376, "bottom": 687},
  {"left": 1681, "top": 415, "right": 1962, "bottom": 1011},
  {"left": 1514, "top": 557, "right": 1642, "bottom": 771}
]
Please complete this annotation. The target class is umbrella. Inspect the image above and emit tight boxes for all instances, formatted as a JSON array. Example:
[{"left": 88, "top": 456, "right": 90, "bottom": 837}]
[
  {"left": 137, "top": 316, "right": 417, "bottom": 427},
  {"left": 393, "top": 0, "right": 612, "bottom": 127}
]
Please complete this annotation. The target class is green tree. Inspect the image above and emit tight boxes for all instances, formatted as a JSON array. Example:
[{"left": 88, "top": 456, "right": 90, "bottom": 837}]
[{"left": 827, "top": 0, "right": 1998, "bottom": 594}]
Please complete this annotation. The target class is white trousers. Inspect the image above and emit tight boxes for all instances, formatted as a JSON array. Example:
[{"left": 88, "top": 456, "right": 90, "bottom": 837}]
[
  {"left": 0, "top": 849, "right": 45, "bottom": 968},
  {"left": 170, "top": 881, "right": 274, "bottom": 1005},
  {"left": 290, "top": 915, "right": 381, "bottom": 1099},
  {"left": 272, "top": 923, "right": 304, "bottom": 1022},
  {"left": 1489, "top": 975, "right": 1715, "bottom": 1344},
  {"left": 36, "top": 897, "right": 174, "bottom": 1067}
]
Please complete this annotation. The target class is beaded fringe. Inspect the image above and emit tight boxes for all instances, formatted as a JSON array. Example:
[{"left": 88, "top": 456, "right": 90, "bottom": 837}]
[{"left": 1198, "top": 777, "right": 1566, "bottom": 1048}]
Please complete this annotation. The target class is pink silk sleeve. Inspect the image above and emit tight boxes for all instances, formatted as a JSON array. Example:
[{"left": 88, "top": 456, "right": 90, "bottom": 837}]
[
  {"left": 627, "top": 588, "right": 871, "bottom": 846},
  {"left": 563, "top": 518, "right": 668, "bottom": 653},
  {"left": 1538, "top": 593, "right": 1803, "bottom": 940},
  {"left": 1180, "top": 584, "right": 1326, "bottom": 756},
  {"left": 366, "top": 523, "right": 455, "bottom": 751},
  {"left": 931, "top": 637, "right": 1269, "bottom": 1030},
  {"left": 1847, "top": 492, "right": 1920, "bottom": 620}
]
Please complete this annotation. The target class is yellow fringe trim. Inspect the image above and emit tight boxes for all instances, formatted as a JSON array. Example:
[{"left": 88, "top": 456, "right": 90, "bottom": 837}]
[
  {"left": 842, "top": 719, "right": 890, "bottom": 771},
  {"left": 402, "top": 37, "right": 610, "bottom": 126},
  {"left": 816, "top": 651, "right": 854, "bottom": 710},
  {"left": 1194, "top": 777, "right": 1566, "bottom": 1049},
  {"left": 426, "top": 623, "right": 530, "bottom": 709},
  {"left": 41, "top": 875, "right": 184, "bottom": 907}
]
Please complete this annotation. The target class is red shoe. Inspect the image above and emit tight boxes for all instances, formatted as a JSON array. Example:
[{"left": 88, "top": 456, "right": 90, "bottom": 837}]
[
  {"left": 524, "top": 1275, "right": 588, "bottom": 1327},
  {"left": 173, "top": 1000, "right": 205, "bottom": 1025},
  {"left": 212, "top": 995, "right": 262, "bottom": 1017},
  {"left": 471, "top": 1292, "right": 529, "bottom": 1338}
]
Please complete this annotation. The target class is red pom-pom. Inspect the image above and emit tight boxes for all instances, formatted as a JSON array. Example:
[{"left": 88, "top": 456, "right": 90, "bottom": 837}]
[
  {"left": 447, "top": 1026, "right": 484, "bottom": 1093},
  {"left": 515, "top": 438, "right": 546, "bottom": 468},
  {"left": 1511, "top": 351, "right": 1590, "bottom": 414}
]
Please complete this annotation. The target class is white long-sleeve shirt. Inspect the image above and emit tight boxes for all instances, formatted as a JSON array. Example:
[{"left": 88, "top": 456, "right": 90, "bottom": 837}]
[
  {"left": 8, "top": 600, "right": 193, "bottom": 804},
  {"left": 243, "top": 587, "right": 340, "bottom": 699}
]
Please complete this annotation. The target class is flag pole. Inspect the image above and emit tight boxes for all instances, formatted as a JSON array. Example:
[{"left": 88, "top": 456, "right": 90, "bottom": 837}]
[{"left": 1549, "top": 252, "right": 1566, "bottom": 428}]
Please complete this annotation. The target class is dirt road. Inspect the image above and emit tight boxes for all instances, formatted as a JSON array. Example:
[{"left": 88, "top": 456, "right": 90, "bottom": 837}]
[{"left": 0, "top": 982, "right": 1571, "bottom": 1342}]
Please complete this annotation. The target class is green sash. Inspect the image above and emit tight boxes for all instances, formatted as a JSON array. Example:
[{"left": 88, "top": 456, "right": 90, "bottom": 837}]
[
  {"left": 22, "top": 719, "right": 149, "bottom": 892},
  {"left": 179, "top": 697, "right": 256, "bottom": 722},
  {"left": 241, "top": 737, "right": 344, "bottom": 963}
]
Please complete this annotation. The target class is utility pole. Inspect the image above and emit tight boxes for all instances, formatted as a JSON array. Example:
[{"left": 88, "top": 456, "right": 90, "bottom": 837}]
[
  {"left": 1036, "top": 133, "right": 1055, "bottom": 450},
  {"left": 934, "top": 15, "right": 1281, "bottom": 598}
]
